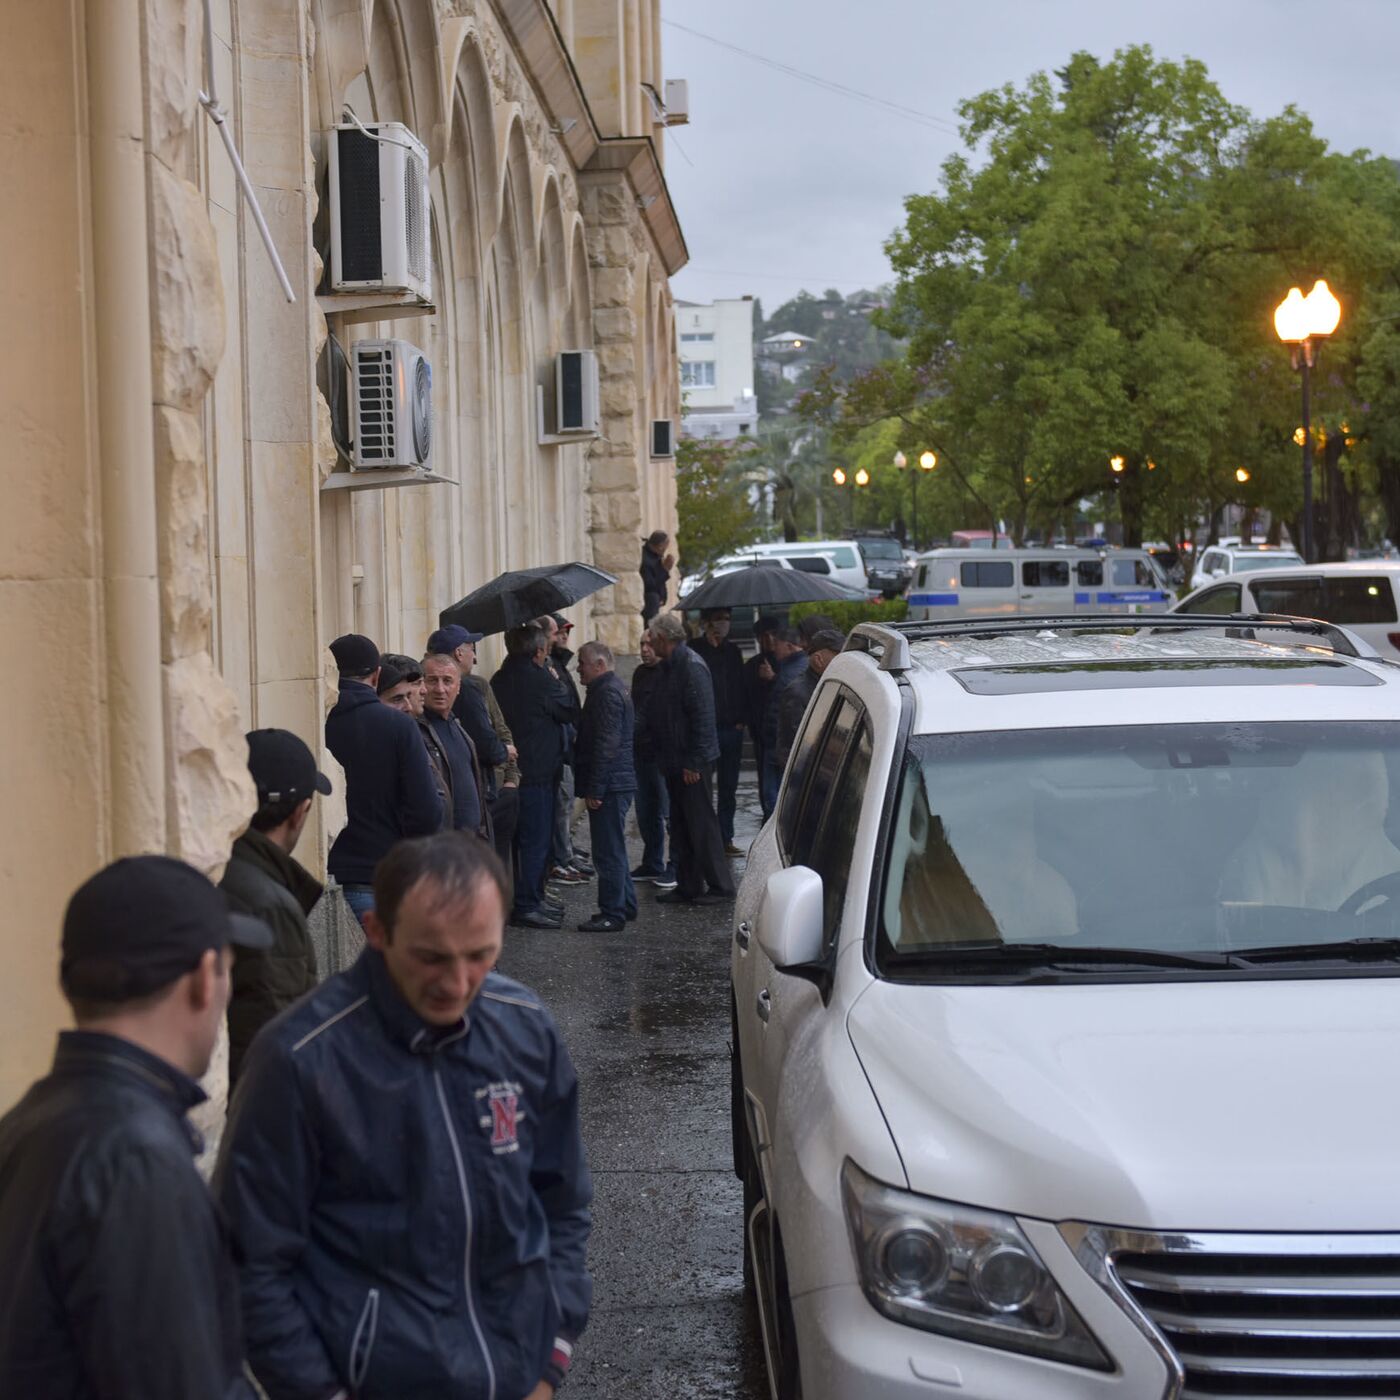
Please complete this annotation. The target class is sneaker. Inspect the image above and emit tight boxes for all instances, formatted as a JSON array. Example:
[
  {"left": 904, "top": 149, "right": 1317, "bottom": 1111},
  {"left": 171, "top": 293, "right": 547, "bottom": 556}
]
[
  {"left": 578, "top": 914, "right": 625, "bottom": 932},
  {"left": 653, "top": 876, "right": 678, "bottom": 892},
  {"left": 631, "top": 865, "right": 666, "bottom": 883},
  {"left": 548, "top": 864, "right": 589, "bottom": 885},
  {"left": 569, "top": 857, "right": 596, "bottom": 877},
  {"left": 723, "top": 842, "right": 744, "bottom": 857}
]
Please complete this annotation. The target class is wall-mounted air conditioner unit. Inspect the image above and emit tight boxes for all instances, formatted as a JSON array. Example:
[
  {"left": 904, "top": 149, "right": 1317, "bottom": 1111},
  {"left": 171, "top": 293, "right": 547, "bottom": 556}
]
[
  {"left": 663, "top": 80, "right": 690, "bottom": 126},
  {"left": 351, "top": 338, "right": 433, "bottom": 468},
  {"left": 651, "top": 420, "right": 675, "bottom": 457},
  {"left": 329, "top": 122, "right": 431, "bottom": 302},
  {"left": 556, "top": 350, "right": 601, "bottom": 435}
]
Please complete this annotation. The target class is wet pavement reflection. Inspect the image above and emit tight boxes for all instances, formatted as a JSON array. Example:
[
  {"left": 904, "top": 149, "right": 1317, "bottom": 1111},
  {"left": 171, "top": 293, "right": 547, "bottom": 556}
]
[{"left": 501, "top": 773, "right": 769, "bottom": 1399}]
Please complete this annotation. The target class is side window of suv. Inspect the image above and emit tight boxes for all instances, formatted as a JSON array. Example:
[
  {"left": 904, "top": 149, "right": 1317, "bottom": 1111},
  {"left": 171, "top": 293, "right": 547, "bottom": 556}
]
[
  {"left": 777, "top": 685, "right": 839, "bottom": 852},
  {"left": 805, "top": 716, "right": 874, "bottom": 956},
  {"left": 788, "top": 696, "right": 859, "bottom": 865},
  {"left": 1180, "top": 583, "right": 1241, "bottom": 615}
]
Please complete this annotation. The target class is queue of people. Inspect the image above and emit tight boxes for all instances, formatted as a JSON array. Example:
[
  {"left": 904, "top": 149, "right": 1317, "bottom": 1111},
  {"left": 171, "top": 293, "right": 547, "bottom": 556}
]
[{"left": 0, "top": 593, "right": 847, "bottom": 1398}]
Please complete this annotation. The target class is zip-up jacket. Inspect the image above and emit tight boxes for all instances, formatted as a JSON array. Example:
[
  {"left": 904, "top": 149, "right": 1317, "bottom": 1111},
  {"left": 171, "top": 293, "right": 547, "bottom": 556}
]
[
  {"left": 325, "top": 680, "right": 444, "bottom": 885},
  {"left": 490, "top": 654, "right": 578, "bottom": 786},
  {"left": 761, "top": 650, "right": 809, "bottom": 756},
  {"left": 574, "top": 670, "right": 636, "bottom": 799},
  {"left": 649, "top": 641, "right": 719, "bottom": 775},
  {"left": 215, "top": 950, "right": 591, "bottom": 1400},
  {"left": 691, "top": 635, "right": 745, "bottom": 729}
]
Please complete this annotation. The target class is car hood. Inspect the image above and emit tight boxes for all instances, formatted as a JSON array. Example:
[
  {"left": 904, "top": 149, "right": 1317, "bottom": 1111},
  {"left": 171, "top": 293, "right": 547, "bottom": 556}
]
[{"left": 847, "top": 975, "right": 1400, "bottom": 1231}]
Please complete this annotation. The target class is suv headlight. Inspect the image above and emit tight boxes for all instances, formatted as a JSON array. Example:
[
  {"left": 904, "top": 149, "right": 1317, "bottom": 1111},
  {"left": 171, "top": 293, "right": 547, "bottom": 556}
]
[{"left": 841, "top": 1159, "right": 1109, "bottom": 1368}]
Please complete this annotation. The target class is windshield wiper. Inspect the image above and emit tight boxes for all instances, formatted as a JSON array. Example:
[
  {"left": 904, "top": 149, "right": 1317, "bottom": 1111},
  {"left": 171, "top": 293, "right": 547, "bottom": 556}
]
[
  {"left": 1230, "top": 937, "right": 1400, "bottom": 965},
  {"left": 895, "top": 943, "right": 1239, "bottom": 971}
]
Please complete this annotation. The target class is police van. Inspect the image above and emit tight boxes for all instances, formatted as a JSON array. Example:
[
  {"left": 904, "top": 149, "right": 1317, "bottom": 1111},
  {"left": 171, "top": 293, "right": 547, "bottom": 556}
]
[{"left": 907, "top": 547, "right": 1172, "bottom": 620}]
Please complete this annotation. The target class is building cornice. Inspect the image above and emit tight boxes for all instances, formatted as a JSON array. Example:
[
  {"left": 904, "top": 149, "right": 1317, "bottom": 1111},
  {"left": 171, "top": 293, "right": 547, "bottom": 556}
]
[{"left": 491, "top": 0, "right": 689, "bottom": 276}]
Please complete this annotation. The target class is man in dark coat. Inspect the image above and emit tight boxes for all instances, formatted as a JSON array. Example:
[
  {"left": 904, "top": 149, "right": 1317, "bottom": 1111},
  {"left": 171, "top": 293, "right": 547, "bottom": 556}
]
[
  {"left": 574, "top": 641, "right": 637, "bottom": 931},
  {"left": 325, "top": 633, "right": 444, "bottom": 926},
  {"left": 377, "top": 654, "right": 452, "bottom": 821},
  {"left": 775, "top": 628, "right": 845, "bottom": 767},
  {"left": 492, "top": 622, "right": 580, "bottom": 927},
  {"left": 645, "top": 613, "right": 735, "bottom": 904},
  {"left": 639, "top": 529, "right": 674, "bottom": 623},
  {"left": 541, "top": 613, "right": 591, "bottom": 882},
  {"left": 630, "top": 631, "right": 675, "bottom": 887},
  {"left": 690, "top": 606, "right": 746, "bottom": 855},
  {"left": 0, "top": 856, "right": 269, "bottom": 1399},
  {"left": 216, "top": 834, "right": 591, "bottom": 1400},
  {"left": 221, "top": 728, "right": 331, "bottom": 1086},
  {"left": 760, "top": 626, "right": 809, "bottom": 815},
  {"left": 743, "top": 615, "right": 781, "bottom": 819},
  {"left": 422, "top": 652, "right": 489, "bottom": 843}
]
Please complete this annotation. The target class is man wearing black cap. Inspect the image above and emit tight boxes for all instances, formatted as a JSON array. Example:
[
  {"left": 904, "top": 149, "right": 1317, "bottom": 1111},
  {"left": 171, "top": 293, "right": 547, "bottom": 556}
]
[
  {"left": 326, "top": 633, "right": 445, "bottom": 926},
  {"left": 0, "top": 856, "right": 269, "bottom": 1398},
  {"left": 775, "top": 627, "right": 845, "bottom": 767},
  {"left": 743, "top": 614, "right": 781, "bottom": 818},
  {"left": 221, "top": 729, "right": 332, "bottom": 1086}
]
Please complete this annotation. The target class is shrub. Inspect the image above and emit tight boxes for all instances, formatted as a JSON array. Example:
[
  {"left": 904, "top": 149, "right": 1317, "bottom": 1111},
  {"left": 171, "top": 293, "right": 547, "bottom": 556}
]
[{"left": 789, "top": 597, "right": 909, "bottom": 632}]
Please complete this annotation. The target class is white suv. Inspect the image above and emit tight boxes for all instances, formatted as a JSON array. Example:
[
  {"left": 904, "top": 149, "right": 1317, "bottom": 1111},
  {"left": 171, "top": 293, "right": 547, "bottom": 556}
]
[{"left": 731, "top": 614, "right": 1400, "bottom": 1400}]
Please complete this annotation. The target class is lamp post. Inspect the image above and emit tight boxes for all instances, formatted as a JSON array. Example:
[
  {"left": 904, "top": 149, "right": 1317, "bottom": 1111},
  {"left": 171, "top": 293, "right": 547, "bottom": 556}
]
[
  {"left": 1274, "top": 280, "right": 1342, "bottom": 563},
  {"left": 895, "top": 450, "right": 937, "bottom": 549}
]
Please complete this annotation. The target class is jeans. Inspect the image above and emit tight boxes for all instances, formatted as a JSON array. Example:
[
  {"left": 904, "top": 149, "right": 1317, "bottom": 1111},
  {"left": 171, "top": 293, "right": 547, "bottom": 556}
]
[
  {"left": 588, "top": 790, "right": 637, "bottom": 922},
  {"left": 760, "top": 756, "right": 783, "bottom": 821},
  {"left": 715, "top": 726, "right": 744, "bottom": 844},
  {"left": 633, "top": 759, "right": 672, "bottom": 876},
  {"left": 342, "top": 885, "right": 374, "bottom": 929},
  {"left": 552, "top": 764, "right": 578, "bottom": 867},
  {"left": 515, "top": 781, "right": 555, "bottom": 914}
]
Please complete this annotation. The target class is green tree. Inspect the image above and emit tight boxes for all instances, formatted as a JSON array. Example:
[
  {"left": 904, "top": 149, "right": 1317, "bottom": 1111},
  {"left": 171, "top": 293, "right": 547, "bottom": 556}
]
[{"left": 673, "top": 435, "right": 763, "bottom": 573}]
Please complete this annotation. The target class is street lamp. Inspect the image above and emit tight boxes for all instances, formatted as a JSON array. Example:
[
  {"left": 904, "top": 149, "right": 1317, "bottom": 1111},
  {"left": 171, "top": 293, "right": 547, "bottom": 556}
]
[
  {"left": 1275, "top": 279, "right": 1342, "bottom": 562},
  {"left": 832, "top": 466, "right": 847, "bottom": 486},
  {"left": 854, "top": 467, "right": 870, "bottom": 487},
  {"left": 896, "top": 450, "right": 937, "bottom": 549},
  {"left": 1235, "top": 467, "right": 1251, "bottom": 485}
]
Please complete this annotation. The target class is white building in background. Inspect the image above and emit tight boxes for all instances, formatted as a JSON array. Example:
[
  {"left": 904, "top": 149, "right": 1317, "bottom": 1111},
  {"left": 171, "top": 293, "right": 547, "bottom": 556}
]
[
  {"left": 757, "top": 330, "right": 811, "bottom": 383},
  {"left": 677, "top": 297, "right": 759, "bottom": 440}
]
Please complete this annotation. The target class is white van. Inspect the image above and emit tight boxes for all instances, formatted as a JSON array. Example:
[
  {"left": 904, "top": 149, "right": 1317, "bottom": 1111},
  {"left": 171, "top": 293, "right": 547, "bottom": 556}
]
[
  {"left": 908, "top": 547, "right": 1171, "bottom": 620},
  {"left": 746, "top": 539, "right": 869, "bottom": 592}
]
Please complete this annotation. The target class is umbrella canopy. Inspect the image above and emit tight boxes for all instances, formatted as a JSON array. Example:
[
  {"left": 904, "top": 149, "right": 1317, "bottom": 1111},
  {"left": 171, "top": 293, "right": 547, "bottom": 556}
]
[
  {"left": 439, "top": 562, "right": 617, "bottom": 636},
  {"left": 681, "top": 564, "right": 852, "bottom": 612}
]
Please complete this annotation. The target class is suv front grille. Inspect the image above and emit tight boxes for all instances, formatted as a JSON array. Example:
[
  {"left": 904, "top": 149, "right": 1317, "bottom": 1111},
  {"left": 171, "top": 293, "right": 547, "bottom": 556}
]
[{"left": 1095, "top": 1233, "right": 1400, "bottom": 1399}]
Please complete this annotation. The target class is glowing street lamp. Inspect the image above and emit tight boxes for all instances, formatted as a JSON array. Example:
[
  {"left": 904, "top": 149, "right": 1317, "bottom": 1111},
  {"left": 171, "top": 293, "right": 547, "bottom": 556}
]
[
  {"left": 854, "top": 467, "right": 870, "bottom": 487},
  {"left": 1275, "top": 279, "right": 1342, "bottom": 561},
  {"left": 1109, "top": 455, "right": 1126, "bottom": 474},
  {"left": 832, "top": 467, "right": 847, "bottom": 486},
  {"left": 892, "top": 450, "right": 907, "bottom": 470},
  {"left": 919, "top": 450, "right": 937, "bottom": 471},
  {"left": 1235, "top": 467, "right": 1251, "bottom": 485}
]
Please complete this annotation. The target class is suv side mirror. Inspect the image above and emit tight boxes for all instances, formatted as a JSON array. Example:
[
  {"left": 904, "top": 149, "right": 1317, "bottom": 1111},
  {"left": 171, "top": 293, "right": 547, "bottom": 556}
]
[{"left": 757, "top": 866, "right": 824, "bottom": 970}]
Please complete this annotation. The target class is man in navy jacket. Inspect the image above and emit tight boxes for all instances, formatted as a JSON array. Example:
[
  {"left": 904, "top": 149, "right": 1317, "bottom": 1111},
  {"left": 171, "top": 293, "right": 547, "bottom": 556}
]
[
  {"left": 573, "top": 641, "right": 636, "bottom": 931},
  {"left": 325, "top": 634, "right": 444, "bottom": 926},
  {"left": 217, "top": 832, "right": 591, "bottom": 1400}
]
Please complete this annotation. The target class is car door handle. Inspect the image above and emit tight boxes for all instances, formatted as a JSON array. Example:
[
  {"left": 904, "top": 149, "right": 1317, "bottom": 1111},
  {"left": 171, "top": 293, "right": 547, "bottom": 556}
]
[
  {"left": 756, "top": 989, "right": 772, "bottom": 1023},
  {"left": 736, "top": 920, "right": 751, "bottom": 951}
]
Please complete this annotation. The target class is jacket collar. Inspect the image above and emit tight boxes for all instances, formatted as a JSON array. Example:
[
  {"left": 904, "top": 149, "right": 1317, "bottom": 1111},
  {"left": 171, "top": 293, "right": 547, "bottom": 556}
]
[
  {"left": 53, "top": 1030, "right": 207, "bottom": 1151},
  {"left": 231, "top": 827, "right": 324, "bottom": 912},
  {"left": 334, "top": 677, "right": 381, "bottom": 709},
  {"left": 363, "top": 947, "right": 469, "bottom": 1054}
]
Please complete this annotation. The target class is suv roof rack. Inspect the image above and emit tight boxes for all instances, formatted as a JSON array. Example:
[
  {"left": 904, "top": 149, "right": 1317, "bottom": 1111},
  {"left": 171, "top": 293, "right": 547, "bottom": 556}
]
[{"left": 843, "top": 614, "right": 1368, "bottom": 673}]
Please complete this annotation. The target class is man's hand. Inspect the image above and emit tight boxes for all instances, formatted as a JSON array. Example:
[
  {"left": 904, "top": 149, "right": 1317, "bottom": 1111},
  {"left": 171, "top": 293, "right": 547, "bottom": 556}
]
[
  {"left": 503, "top": 781, "right": 518, "bottom": 790},
  {"left": 585, "top": 797, "right": 602, "bottom": 811},
  {"left": 663, "top": 552, "right": 675, "bottom": 570},
  {"left": 524, "top": 1384, "right": 555, "bottom": 1400},
  {"left": 682, "top": 768, "right": 700, "bottom": 785},
  {"left": 506, "top": 743, "right": 519, "bottom": 761},
  {"left": 757, "top": 660, "right": 774, "bottom": 681}
]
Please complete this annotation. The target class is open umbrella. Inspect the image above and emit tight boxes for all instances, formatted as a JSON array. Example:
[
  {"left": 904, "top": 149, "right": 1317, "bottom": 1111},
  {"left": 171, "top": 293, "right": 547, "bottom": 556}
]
[
  {"left": 681, "top": 564, "right": 852, "bottom": 613},
  {"left": 439, "top": 562, "right": 617, "bottom": 636}
]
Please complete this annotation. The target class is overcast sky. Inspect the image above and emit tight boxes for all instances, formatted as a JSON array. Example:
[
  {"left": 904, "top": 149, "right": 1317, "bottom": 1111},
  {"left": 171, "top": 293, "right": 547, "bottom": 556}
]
[{"left": 662, "top": 0, "right": 1400, "bottom": 314}]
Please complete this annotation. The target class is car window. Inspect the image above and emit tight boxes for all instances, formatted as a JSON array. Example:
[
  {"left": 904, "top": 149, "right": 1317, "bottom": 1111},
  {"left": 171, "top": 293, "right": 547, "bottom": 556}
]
[
  {"left": 1109, "top": 557, "right": 1156, "bottom": 587},
  {"left": 831, "top": 546, "right": 859, "bottom": 567},
  {"left": 1233, "top": 553, "right": 1304, "bottom": 573},
  {"left": 1323, "top": 577, "right": 1399, "bottom": 625},
  {"left": 960, "top": 560, "right": 1014, "bottom": 588},
  {"left": 1251, "top": 578, "right": 1324, "bottom": 617},
  {"left": 789, "top": 696, "right": 859, "bottom": 866},
  {"left": 1023, "top": 560, "right": 1070, "bottom": 588},
  {"left": 777, "top": 685, "right": 840, "bottom": 852},
  {"left": 1179, "top": 583, "right": 1242, "bottom": 615},
  {"left": 805, "top": 716, "right": 874, "bottom": 957},
  {"left": 1076, "top": 559, "right": 1104, "bottom": 587},
  {"left": 787, "top": 555, "right": 831, "bottom": 574},
  {"left": 1202, "top": 551, "right": 1223, "bottom": 573}
]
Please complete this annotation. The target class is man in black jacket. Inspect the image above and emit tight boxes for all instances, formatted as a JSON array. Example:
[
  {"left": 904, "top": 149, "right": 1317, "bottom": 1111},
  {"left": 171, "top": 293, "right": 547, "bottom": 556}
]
[
  {"left": 691, "top": 607, "right": 747, "bottom": 855},
  {"left": 492, "top": 622, "right": 580, "bottom": 928},
  {"left": 0, "top": 856, "right": 269, "bottom": 1399},
  {"left": 646, "top": 613, "right": 734, "bottom": 903},
  {"left": 325, "top": 633, "right": 444, "bottom": 927},
  {"left": 630, "top": 631, "right": 675, "bottom": 887},
  {"left": 574, "top": 641, "right": 637, "bottom": 931},
  {"left": 775, "top": 628, "right": 845, "bottom": 766},
  {"left": 221, "top": 728, "right": 331, "bottom": 1086},
  {"left": 639, "top": 529, "right": 673, "bottom": 623},
  {"left": 422, "top": 652, "right": 488, "bottom": 841},
  {"left": 761, "top": 626, "right": 809, "bottom": 815},
  {"left": 743, "top": 615, "right": 781, "bottom": 819}
]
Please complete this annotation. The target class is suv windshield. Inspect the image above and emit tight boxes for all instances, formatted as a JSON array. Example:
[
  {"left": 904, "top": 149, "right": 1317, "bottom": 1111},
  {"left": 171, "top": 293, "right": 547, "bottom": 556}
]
[
  {"left": 858, "top": 538, "right": 904, "bottom": 561},
  {"left": 1233, "top": 553, "right": 1303, "bottom": 573},
  {"left": 878, "top": 721, "right": 1400, "bottom": 980}
]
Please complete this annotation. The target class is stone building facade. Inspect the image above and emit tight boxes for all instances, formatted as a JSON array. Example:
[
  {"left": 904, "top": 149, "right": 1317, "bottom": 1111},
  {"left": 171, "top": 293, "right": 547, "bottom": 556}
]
[{"left": 1, "top": 0, "right": 685, "bottom": 1112}]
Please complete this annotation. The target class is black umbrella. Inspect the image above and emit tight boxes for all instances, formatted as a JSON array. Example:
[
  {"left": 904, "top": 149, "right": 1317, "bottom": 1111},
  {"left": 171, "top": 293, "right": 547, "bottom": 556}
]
[
  {"left": 681, "top": 564, "right": 851, "bottom": 612},
  {"left": 439, "top": 562, "right": 618, "bottom": 636}
]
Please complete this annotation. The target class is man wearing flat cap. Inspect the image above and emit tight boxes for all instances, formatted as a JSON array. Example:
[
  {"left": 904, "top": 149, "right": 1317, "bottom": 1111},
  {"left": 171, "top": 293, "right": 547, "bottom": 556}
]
[
  {"left": 221, "top": 728, "right": 332, "bottom": 1086},
  {"left": 0, "top": 856, "right": 269, "bottom": 1398},
  {"left": 325, "top": 633, "right": 445, "bottom": 926},
  {"left": 775, "top": 627, "right": 846, "bottom": 768}
]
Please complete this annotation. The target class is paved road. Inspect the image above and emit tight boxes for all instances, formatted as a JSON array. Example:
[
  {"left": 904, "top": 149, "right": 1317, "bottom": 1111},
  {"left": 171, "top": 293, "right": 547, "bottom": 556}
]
[{"left": 500, "top": 777, "right": 769, "bottom": 1400}]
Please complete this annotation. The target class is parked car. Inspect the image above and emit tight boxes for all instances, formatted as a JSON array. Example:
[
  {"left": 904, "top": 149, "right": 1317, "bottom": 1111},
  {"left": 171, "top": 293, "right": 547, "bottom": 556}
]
[
  {"left": 744, "top": 539, "right": 869, "bottom": 592},
  {"left": 733, "top": 612, "right": 1400, "bottom": 1399},
  {"left": 849, "top": 533, "right": 913, "bottom": 598},
  {"left": 1188, "top": 543, "right": 1303, "bottom": 591},
  {"left": 1175, "top": 559, "right": 1400, "bottom": 658},
  {"left": 678, "top": 554, "right": 870, "bottom": 645}
]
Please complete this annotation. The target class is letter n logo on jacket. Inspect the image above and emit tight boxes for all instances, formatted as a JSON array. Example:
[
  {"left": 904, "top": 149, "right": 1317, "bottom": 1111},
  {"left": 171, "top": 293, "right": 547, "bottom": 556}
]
[{"left": 476, "top": 1080, "right": 525, "bottom": 1154}]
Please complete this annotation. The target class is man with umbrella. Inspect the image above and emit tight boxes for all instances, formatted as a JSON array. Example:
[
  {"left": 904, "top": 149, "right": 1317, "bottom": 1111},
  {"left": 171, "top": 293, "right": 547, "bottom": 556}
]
[{"left": 644, "top": 613, "right": 734, "bottom": 905}]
